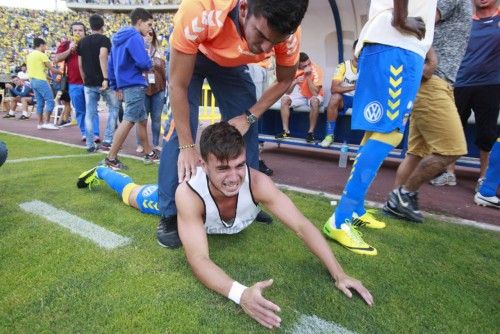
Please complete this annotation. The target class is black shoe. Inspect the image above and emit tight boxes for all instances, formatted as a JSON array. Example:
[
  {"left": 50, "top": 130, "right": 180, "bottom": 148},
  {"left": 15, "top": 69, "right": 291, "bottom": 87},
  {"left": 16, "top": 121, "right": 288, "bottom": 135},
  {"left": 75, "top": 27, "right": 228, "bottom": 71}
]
[
  {"left": 255, "top": 210, "right": 273, "bottom": 224},
  {"left": 3, "top": 114, "right": 15, "bottom": 118},
  {"left": 384, "top": 187, "right": 424, "bottom": 223},
  {"left": 87, "top": 146, "right": 98, "bottom": 153},
  {"left": 305, "top": 132, "right": 316, "bottom": 143},
  {"left": 144, "top": 150, "right": 160, "bottom": 165},
  {"left": 18, "top": 115, "right": 29, "bottom": 120},
  {"left": 259, "top": 160, "right": 273, "bottom": 176},
  {"left": 103, "top": 157, "right": 127, "bottom": 170},
  {"left": 275, "top": 131, "right": 290, "bottom": 139},
  {"left": 157, "top": 216, "right": 182, "bottom": 249},
  {"left": 99, "top": 142, "right": 111, "bottom": 152}
]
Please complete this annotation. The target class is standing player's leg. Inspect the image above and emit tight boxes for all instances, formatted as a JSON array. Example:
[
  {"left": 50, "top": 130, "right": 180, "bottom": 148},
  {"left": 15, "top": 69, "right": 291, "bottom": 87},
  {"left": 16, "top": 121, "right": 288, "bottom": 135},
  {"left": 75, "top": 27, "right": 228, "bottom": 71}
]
[{"left": 323, "top": 44, "right": 423, "bottom": 255}]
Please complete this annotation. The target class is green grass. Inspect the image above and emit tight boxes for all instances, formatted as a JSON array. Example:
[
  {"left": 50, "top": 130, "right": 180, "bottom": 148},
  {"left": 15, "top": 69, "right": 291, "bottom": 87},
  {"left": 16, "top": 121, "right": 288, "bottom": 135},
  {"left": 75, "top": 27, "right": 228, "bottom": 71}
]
[{"left": 0, "top": 132, "right": 499, "bottom": 333}]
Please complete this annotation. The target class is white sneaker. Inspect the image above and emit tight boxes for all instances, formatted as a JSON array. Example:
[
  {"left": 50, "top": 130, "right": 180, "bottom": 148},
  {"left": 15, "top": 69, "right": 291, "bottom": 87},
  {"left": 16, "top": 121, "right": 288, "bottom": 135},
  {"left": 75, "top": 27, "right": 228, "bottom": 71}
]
[
  {"left": 430, "top": 172, "right": 456, "bottom": 186},
  {"left": 136, "top": 145, "right": 144, "bottom": 153},
  {"left": 474, "top": 192, "right": 499, "bottom": 209},
  {"left": 42, "top": 123, "right": 59, "bottom": 130},
  {"left": 475, "top": 177, "right": 485, "bottom": 193},
  {"left": 37, "top": 124, "right": 43, "bottom": 130}
]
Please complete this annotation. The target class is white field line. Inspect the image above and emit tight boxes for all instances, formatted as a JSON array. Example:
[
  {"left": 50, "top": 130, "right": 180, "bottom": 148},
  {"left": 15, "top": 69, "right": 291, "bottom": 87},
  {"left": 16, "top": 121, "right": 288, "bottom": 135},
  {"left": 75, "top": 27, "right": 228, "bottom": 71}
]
[
  {"left": 7, "top": 154, "right": 89, "bottom": 163},
  {"left": 277, "top": 183, "right": 500, "bottom": 232},
  {"left": 19, "top": 200, "right": 131, "bottom": 250},
  {"left": 290, "top": 314, "right": 356, "bottom": 334},
  {"left": 0, "top": 130, "right": 143, "bottom": 161}
]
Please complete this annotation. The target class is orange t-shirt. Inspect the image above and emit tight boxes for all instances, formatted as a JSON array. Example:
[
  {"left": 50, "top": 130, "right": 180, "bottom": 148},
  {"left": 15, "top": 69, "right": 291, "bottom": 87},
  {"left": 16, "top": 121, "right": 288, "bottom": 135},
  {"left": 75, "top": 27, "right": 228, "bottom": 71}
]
[
  {"left": 171, "top": 0, "right": 300, "bottom": 68},
  {"left": 295, "top": 63, "right": 324, "bottom": 98}
]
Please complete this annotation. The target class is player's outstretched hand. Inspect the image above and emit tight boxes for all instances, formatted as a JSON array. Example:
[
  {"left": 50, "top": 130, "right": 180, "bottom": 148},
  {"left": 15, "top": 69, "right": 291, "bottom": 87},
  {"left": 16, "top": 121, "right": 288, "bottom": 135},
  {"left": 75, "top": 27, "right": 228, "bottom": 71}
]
[
  {"left": 335, "top": 274, "right": 374, "bottom": 306},
  {"left": 228, "top": 114, "right": 250, "bottom": 136},
  {"left": 178, "top": 147, "right": 200, "bottom": 183},
  {"left": 393, "top": 16, "right": 426, "bottom": 40},
  {"left": 240, "top": 279, "right": 282, "bottom": 329}
]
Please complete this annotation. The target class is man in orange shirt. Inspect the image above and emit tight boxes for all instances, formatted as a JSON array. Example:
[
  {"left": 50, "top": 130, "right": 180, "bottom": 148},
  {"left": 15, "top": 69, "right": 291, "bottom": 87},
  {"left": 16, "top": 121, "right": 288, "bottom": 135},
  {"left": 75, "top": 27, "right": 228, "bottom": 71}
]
[
  {"left": 157, "top": 0, "right": 309, "bottom": 248},
  {"left": 275, "top": 52, "right": 324, "bottom": 142}
]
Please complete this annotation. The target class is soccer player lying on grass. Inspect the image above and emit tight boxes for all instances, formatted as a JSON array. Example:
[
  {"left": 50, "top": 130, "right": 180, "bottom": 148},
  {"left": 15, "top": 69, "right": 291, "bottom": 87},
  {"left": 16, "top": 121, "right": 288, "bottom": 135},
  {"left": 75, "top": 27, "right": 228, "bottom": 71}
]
[{"left": 77, "top": 122, "right": 373, "bottom": 329}]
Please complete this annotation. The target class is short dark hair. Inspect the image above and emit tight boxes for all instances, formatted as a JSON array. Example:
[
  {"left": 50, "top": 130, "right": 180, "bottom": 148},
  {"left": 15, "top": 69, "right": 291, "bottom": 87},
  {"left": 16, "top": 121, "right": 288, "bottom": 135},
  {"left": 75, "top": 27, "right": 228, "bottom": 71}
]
[
  {"left": 33, "top": 38, "right": 46, "bottom": 48},
  {"left": 353, "top": 39, "right": 358, "bottom": 50},
  {"left": 299, "top": 52, "right": 309, "bottom": 62},
  {"left": 130, "top": 8, "right": 153, "bottom": 25},
  {"left": 71, "top": 21, "right": 87, "bottom": 34},
  {"left": 247, "top": 0, "right": 309, "bottom": 35},
  {"left": 200, "top": 122, "right": 245, "bottom": 162},
  {"left": 89, "top": 14, "right": 104, "bottom": 31}
]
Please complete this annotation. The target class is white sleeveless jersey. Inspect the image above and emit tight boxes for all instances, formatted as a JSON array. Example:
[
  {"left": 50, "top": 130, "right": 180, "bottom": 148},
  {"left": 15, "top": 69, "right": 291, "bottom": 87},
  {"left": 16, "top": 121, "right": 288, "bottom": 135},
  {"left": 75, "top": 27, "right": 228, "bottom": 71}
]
[
  {"left": 187, "top": 166, "right": 260, "bottom": 235},
  {"left": 340, "top": 60, "right": 358, "bottom": 97}
]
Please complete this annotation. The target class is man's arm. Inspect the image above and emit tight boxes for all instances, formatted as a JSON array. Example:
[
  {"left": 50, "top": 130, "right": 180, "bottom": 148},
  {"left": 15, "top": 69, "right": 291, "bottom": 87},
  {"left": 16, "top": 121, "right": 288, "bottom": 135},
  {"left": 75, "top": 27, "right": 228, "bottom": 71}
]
[
  {"left": 169, "top": 48, "right": 201, "bottom": 183},
  {"left": 228, "top": 62, "right": 296, "bottom": 135},
  {"left": 331, "top": 79, "right": 355, "bottom": 94},
  {"left": 304, "top": 71, "right": 320, "bottom": 96},
  {"left": 251, "top": 169, "right": 374, "bottom": 305},
  {"left": 392, "top": 0, "right": 426, "bottom": 40},
  {"left": 55, "top": 42, "right": 76, "bottom": 63},
  {"left": 78, "top": 55, "right": 85, "bottom": 83},
  {"left": 176, "top": 183, "right": 282, "bottom": 329},
  {"left": 422, "top": 47, "right": 438, "bottom": 80},
  {"left": 98, "top": 47, "right": 109, "bottom": 91}
]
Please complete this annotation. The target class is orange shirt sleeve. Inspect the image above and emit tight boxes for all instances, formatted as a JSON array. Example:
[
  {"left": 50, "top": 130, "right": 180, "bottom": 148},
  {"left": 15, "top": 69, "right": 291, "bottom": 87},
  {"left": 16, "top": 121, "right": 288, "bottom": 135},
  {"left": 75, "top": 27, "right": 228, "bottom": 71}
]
[
  {"left": 273, "top": 27, "right": 301, "bottom": 67},
  {"left": 171, "top": 0, "right": 209, "bottom": 55}
]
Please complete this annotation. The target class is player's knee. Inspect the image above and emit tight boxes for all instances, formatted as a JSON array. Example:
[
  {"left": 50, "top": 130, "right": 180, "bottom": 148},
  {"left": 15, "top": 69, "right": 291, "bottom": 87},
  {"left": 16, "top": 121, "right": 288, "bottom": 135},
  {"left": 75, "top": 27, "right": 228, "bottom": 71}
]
[
  {"left": 309, "top": 97, "right": 320, "bottom": 109},
  {"left": 281, "top": 96, "right": 291, "bottom": 106}
]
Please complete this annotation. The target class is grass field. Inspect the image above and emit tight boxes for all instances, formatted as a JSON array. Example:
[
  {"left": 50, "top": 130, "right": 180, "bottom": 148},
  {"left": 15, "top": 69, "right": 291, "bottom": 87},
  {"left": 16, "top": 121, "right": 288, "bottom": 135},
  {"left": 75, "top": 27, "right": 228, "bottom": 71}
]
[{"left": 0, "top": 132, "right": 499, "bottom": 333}]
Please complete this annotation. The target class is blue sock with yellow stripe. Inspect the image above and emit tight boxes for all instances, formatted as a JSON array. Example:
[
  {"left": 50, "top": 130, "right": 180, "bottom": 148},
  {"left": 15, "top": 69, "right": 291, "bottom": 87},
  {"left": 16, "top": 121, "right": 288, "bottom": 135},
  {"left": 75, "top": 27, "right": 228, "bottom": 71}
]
[
  {"left": 96, "top": 166, "right": 133, "bottom": 197},
  {"left": 333, "top": 139, "right": 393, "bottom": 228},
  {"left": 479, "top": 140, "right": 500, "bottom": 197}
]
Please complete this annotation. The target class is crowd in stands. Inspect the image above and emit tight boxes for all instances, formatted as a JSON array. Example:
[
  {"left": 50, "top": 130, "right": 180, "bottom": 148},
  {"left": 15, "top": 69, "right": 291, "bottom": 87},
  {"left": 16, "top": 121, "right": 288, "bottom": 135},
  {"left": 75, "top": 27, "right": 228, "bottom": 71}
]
[
  {"left": 67, "top": 0, "right": 180, "bottom": 5},
  {"left": 0, "top": 7, "right": 173, "bottom": 76}
]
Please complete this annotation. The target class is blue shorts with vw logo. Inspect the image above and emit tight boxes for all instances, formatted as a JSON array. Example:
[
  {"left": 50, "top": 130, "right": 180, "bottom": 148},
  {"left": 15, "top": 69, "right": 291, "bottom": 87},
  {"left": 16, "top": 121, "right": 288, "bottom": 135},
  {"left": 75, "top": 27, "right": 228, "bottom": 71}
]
[{"left": 351, "top": 44, "right": 424, "bottom": 134}]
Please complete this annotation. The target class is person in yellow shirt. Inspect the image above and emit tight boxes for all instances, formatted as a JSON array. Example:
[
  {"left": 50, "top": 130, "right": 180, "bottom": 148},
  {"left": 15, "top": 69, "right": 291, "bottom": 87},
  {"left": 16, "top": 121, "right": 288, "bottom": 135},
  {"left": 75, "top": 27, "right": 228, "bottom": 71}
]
[{"left": 26, "top": 38, "right": 59, "bottom": 130}]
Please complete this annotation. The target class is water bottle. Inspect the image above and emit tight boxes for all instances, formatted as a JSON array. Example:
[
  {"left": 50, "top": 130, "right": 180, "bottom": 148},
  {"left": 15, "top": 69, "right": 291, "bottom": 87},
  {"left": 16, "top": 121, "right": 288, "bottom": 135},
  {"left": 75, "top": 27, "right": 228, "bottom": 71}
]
[{"left": 339, "top": 141, "right": 349, "bottom": 168}]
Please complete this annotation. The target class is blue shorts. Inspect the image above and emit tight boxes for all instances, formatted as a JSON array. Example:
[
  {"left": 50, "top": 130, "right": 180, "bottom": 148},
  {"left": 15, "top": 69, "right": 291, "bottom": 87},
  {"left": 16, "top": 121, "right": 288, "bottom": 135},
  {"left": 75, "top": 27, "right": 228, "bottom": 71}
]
[
  {"left": 136, "top": 184, "right": 160, "bottom": 215},
  {"left": 340, "top": 94, "right": 354, "bottom": 115},
  {"left": 352, "top": 44, "right": 424, "bottom": 133},
  {"left": 123, "top": 85, "right": 147, "bottom": 123}
]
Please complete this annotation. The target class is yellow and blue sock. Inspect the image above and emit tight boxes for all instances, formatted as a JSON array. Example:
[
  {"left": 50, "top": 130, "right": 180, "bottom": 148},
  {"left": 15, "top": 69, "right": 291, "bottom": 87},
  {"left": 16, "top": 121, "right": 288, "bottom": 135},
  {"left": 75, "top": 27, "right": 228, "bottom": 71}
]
[
  {"left": 326, "top": 121, "right": 336, "bottom": 136},
  {"left": 479, "top": 140, "right": 500, "bottom": 197},
  {"left": 333, "top": 139, "right": 394, "bottom": 228},
  {"left": 96, "top": 166, "right": 134, "bottom": 198}
]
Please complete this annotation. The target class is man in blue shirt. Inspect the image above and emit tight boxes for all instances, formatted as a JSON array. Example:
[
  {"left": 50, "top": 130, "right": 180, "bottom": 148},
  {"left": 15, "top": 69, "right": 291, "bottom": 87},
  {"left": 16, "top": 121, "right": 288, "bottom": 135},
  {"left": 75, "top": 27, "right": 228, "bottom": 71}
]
[{"left": 2, "top": 74, "right": 34, "bottom": 120}]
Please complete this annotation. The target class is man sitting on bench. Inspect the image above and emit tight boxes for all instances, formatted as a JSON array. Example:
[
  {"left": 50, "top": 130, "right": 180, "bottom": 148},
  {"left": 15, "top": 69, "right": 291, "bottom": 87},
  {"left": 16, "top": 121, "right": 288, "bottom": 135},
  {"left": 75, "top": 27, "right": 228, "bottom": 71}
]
[
  {"left": 275, "top": 52, "right": 324, "bottom": 143},
  {"left": 2, "top": 74, "right": 33, "bottom": 120}
]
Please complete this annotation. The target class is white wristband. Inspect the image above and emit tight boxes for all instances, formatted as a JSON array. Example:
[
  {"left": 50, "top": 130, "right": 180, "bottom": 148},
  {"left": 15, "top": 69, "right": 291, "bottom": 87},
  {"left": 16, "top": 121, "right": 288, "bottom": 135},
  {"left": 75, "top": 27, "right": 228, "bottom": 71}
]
[{"left": 228, "top": 281, "right": 248, "bottom": 305}]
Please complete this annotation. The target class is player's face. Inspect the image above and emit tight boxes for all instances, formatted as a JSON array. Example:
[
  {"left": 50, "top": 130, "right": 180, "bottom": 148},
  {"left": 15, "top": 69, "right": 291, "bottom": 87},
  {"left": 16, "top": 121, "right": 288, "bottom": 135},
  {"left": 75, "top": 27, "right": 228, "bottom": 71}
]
[
  {"left": 72, "top": 25, "right": 85, "bottom": 38},
  {"left": 475, "top": 0, "right": 495, "bottom": 8},
  {"left": 240, "top": 2, "right": 289, "bottom": 54},
  {"left": 138, "top": 19, "right": 153, "bottom": 37},
  {"left": 204, "top": 152, "right": 247, "bottom": 198}
]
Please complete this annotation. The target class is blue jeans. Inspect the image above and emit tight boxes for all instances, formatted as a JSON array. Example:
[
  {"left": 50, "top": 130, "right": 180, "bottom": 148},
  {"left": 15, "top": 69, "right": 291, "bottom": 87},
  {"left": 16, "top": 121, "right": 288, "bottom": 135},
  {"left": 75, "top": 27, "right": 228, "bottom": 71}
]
[
  {"left": 123, "top": 86, "right": 147, "bottom": 123},
  {"left": 158, "top": 52, "right": 258, "bottom": 218},
  {"left": 138, "top": 90, "right": 165, "bottom": 147},
  {"left": 84, "top": 86, "right": 119, "bottom": 148},
  {"left": 31, "top": 78, "right": 54, "bottom": 114},
  {"left": 69, "top": 84, "right": 99, "bottom": 137}
]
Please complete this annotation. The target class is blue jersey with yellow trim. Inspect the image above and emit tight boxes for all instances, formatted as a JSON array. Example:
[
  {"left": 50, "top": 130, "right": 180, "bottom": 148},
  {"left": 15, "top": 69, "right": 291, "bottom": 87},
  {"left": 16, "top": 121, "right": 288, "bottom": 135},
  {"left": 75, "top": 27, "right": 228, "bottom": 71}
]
[{"left": 352, "top": 44, "right": 424, "bottom": 133}]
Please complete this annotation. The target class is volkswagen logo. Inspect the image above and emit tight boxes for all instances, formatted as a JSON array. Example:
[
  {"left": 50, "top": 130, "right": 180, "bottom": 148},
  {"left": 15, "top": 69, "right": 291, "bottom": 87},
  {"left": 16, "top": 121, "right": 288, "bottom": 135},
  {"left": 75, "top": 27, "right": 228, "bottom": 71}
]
[{"left": 363, "top": 101, "right": 383, "bottom": 123}]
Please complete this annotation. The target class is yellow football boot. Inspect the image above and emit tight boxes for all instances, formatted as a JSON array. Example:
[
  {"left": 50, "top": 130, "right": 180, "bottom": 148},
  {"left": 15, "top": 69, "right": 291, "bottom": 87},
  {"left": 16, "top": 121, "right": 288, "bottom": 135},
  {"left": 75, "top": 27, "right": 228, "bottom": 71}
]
[
  {"left": 323, "top": 217, "right": 378, "bottom": 256},
  {"left": 352, "top": 210, "right": 386, "bottom": 229}
]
